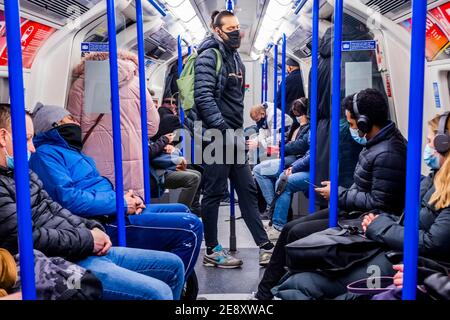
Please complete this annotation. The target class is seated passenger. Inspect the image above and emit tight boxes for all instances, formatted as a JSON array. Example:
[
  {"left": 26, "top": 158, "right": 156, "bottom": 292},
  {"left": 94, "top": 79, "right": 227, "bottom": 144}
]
[
  {"left": 272, "top": 113, "right": 450, "bottom": 300},
  {"left": 266, "top": 149, "right": 310, "bottom": 241},
  {"left": 67, "top": 50, "right": 160, "bottom": 199},
  {"left": 0, "top": 104, "right": 184, "bottom": 300},
  {"left": 149, "top": 114, "right": 202, "bottom": 210},
  {"left": 247, "top": 102, "right": 293, "bottom": 160},
  {"left": 29, "top": 104, "right": 202, "bottom": 281},
  {"left": 254, "top": 88, "right": 408, "bottom": 300},
  {"left": 253, "top": 98, "right": 310, "bottom": 213}
]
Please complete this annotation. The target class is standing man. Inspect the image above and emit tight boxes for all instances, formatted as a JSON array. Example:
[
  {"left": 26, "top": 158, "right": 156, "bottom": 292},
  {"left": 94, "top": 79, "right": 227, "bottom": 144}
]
[
  {"left": 276, "top": 58, "right": 305, "bottom": 120},
  {"left": 188, "top": 10, "right": 274, "bottom": 268}
]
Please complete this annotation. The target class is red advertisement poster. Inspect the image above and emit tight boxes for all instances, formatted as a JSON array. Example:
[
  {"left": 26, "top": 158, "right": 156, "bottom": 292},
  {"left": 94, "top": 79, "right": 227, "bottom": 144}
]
[
  {"left": 401, "top": 16, "right": 450, "bottom": 61},
  {"left": 430, "top": 2, "right": 450, "bottom": 37},
  {"left": 0, "top": 10, "right": 56, "bottom": 69}
]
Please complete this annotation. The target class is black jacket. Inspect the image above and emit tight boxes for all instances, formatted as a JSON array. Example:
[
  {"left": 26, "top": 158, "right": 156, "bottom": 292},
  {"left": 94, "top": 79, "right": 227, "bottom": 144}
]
[
  {"left": 276, "top": 69, "right": 305, "bottom": 112},
  {"left": 366, "top": 174, "right": 450, "bottom": 263},
  {"left": 188, "top": 35, "right": 245, "bottom": 132},
  {"left": 338, "top": 122, "right": 407, "bottom": 214},
  {"left": 0, "top": 167, "right": 103, "bottom": 262}
]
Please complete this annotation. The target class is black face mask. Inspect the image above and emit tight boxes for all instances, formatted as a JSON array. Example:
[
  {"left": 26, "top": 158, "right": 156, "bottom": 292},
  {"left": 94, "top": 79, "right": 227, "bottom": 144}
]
[
  {"left": 221, "top": 30, "right": 241, "bottom": 49},
  {"left": 256, "top": 117, "right": 268, "bottom": 130},
  {"left": 56, "top": 124, "right": 83, "bottom": 151}
]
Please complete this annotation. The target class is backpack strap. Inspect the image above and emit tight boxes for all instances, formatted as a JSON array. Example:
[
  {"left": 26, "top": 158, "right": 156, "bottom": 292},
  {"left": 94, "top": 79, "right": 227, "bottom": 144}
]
[
  {"left": 211, "top": 48, "right": 223, "bottom": 75},
  {"left": 82, "top": 114, "right": 105, "bottom": 145}
]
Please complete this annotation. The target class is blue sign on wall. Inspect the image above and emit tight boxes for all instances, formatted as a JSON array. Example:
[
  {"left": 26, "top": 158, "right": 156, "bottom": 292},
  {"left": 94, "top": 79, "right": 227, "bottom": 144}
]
[
  {"left": 342, "top": 40, "right": 377, "bottom": 52},
  {"left": 81, "top": 42, "right": 109, "bottom": 53},
  {"left": 433, "top": 82, "right": 441, "bottom": 108}
]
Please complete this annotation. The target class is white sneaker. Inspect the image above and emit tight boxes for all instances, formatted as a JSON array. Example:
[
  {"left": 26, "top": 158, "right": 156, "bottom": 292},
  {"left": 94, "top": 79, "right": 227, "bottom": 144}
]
[{"left": 266, "top": 226, "right": 281, "bottom": 241}]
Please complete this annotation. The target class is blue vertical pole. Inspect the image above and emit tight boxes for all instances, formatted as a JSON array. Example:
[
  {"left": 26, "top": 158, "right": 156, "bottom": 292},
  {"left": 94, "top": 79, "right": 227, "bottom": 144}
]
[
  {"left": 403, "top": 0, "right": 427, "bottom": 301},
  {"left": 273, "top": 45, "right": 279, "bottom": 145},
  {"left": 264, "top": 56, "right": 269, "bottom": 102},
  {"left": 309, "top": 0, "right": 319, "bottom": 214},
  {"left": 227, "top": 0, "right": 236, "bottom": 252},
  {"left": 261, "top": 62, "right": 265, "bottom": 103},
  {"left": 279, "top": 35, "right": 287, "bottom": 173},
  {"left": 177, "top": 35, "right": 186, "bottom": 157},
  {"left": 329, "top": 0, "right": 343, "bottom": 228},
  {"left": 4, "top": 0, "right": 36, "bottom": 300},
  {"left": 106, "top": 0, "right": 126, "bottom": 246},
  {"left": 226, "top": 0, "right": 235, "bottom": 12},
  {"left": 135, "top": 0, "right": 151, "bottom": 204}
]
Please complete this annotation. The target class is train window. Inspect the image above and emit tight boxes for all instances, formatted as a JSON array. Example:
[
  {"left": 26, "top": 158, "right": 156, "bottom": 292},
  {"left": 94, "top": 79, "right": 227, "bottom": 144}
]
[
  {"left": 338, "top": 13, "right": 388, "bottom": 103},
  {"left": 0, "top": 77, "right": 9, "bottom": 103},
  {"left": 84, "top": 14, "right": 134, "bottom": 43}
]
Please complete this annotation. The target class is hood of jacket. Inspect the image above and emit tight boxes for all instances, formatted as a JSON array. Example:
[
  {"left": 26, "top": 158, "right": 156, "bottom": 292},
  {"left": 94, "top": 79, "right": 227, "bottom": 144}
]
[{"left": 72, "top": 50, "right": 138, "bottom": 87}]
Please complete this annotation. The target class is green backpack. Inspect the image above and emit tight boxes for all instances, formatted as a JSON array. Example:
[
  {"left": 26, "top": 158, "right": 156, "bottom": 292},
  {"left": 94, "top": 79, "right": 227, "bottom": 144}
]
[{"left": 176, "top": 48, "right": 222, "bottom": 114}]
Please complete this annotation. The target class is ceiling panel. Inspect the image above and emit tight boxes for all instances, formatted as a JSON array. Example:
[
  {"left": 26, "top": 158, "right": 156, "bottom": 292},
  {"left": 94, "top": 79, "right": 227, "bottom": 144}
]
[{"left": 192, "top": 0, "right": 267, "bottom": 54}]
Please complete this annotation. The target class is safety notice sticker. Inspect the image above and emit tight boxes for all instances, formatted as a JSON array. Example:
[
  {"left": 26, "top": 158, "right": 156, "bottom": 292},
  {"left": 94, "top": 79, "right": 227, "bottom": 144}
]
[{"left": 342, "top": 40, "right": 377, "bottom": 52}]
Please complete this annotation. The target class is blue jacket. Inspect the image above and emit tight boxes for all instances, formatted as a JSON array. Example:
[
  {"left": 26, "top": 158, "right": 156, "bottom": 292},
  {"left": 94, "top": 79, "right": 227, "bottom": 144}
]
[{"left": 30, "top": 129, "right": 118, "bottom": 217}]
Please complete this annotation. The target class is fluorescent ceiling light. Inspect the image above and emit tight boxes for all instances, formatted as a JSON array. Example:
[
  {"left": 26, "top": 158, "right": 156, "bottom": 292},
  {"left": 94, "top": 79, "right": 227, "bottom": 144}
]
[
  {"left": 276, "top": 0, "right": 293, "bottom": 5},
  {"left": 184, "top": 16, "right": 203, "bottom": 31},
  {"left": 167, "top": 0, "right": 196, "bottom": 22},
  {"left": 267, "top": 0, "right": 292, "bottom": 21},
  {"left": 165, "top": 0, "right": 184, "bottom": 6}
]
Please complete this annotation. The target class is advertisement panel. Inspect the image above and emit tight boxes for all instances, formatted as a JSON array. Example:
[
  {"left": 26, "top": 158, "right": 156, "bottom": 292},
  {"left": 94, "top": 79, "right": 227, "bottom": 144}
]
[{"left": 0, "top": 10, "right": 56, "bottom": 69}]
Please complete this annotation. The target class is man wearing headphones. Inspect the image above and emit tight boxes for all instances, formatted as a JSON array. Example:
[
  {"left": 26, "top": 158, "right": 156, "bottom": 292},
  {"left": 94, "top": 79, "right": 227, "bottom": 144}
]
[
  {"left": 315, "top": 88, "right": 407, "bottom": 214},
  {"left": 253, "top": 88, "right": 408, "bottom": 300}
]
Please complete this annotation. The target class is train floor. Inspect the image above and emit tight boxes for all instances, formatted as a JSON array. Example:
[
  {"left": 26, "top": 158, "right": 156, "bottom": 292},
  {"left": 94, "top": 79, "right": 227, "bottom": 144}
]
[{"left": 196, "top": 204, "right": 266, "bottom": 300}]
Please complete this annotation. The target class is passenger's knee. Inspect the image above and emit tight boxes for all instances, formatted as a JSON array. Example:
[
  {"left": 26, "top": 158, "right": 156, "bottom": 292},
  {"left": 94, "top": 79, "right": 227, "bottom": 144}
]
[{"left": 149, "top": 282, "right": 174, "bottom": 300}]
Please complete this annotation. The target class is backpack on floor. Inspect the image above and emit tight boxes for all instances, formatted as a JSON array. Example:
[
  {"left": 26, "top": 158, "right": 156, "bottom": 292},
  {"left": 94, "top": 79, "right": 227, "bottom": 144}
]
[
  {"left": 176, "top": 48, "right": 222, "bottom": 115},
  {"left": 14, "top": 250, "right": 103, "bottom": 300},
  {"left": 267, "top": 174, "right": 290, "bottom": 225}
]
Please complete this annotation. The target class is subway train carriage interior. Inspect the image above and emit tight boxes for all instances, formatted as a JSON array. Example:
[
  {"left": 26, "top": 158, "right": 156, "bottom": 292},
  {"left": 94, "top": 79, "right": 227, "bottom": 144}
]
[{"left": 0, "top": 0, "right": 450, "bottom": 303}]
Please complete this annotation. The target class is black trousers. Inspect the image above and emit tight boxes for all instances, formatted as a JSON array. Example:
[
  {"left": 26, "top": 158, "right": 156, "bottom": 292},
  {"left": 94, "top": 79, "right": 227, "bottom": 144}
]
[
  {"left": 256, "top": 209, "right": 331, "bottom": 300},
  {"left": 201, "top": 162, "right": 270, "bottom": 248}
]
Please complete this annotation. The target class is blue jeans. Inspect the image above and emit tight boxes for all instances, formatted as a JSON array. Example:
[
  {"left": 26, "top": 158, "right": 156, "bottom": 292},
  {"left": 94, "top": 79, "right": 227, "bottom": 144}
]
[
  {"left": 147, "top": 203, "right": 190, "bottom": 213},
  {"left": 253, "top": 159, "right": 282, "bottom": 206},
  {"left": 77, "top": 247, "right": 184, "bottom": 300},
  {"left": 105, "top": 207, "right": 203, "bottom": 279},
  {"left": 272, "top": 171, "right": 309, "bottom": 230}
]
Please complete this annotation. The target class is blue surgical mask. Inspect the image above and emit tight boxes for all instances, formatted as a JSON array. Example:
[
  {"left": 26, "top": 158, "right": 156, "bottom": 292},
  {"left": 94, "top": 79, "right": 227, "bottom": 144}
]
[
  {"left": 4, "top": 148, "right": 31, "bottom": 170},
  {"left": 423, "top": 144, "right": 441, "bottom": 170},
  {"left": 3, "top": 132, "right": 31, "bottom": 169},
  {"left": 350, "top": 127, "right": 367, "bottom": 145}
]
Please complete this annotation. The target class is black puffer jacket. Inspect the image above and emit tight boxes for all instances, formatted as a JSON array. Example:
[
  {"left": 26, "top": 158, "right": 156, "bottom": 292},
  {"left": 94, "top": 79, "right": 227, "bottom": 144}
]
[
  {"left": 188, "top": 35, "right": 245, "bottom": 132},
  {"left": 276, "top": 69, "right": 305, "bottom": 112},
  {"left": 338, "top": 122, "right": 407, "bottom": 214},
  {"left": 366, "top": 174, "right": 450, "bottom": 263},
  {"left": 0, "top": 167, "right": 103, "bottom": 262}
]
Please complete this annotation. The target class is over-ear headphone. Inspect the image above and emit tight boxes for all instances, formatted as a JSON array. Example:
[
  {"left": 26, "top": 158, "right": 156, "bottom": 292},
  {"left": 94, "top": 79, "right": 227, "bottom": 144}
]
[
  {"left": 434, "top": 112, "right": 450, "bottom": 154},
  {"left": 353, "top": 92, "right": 373, "bottom": 134}
]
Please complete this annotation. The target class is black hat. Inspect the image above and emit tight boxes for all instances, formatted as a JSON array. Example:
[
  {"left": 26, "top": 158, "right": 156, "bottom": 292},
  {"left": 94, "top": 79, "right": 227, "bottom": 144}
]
[
  {"left": 286, "top": 58, "right": 300, "bottom": 67},
  {"left": 154, "top": 115, "right": 182, "bottom": 140}
]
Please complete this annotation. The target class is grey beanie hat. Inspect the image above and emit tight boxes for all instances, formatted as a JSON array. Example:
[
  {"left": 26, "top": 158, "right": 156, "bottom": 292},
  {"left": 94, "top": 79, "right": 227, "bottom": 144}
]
[{"left": 32, "top": 102, "right": 70, "bottom": 134}]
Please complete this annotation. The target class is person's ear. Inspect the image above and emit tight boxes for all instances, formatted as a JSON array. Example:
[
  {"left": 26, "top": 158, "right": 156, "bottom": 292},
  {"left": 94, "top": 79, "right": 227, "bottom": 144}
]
[{"left": 0, "top": 129, "right": 7, "bottom": 149}]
